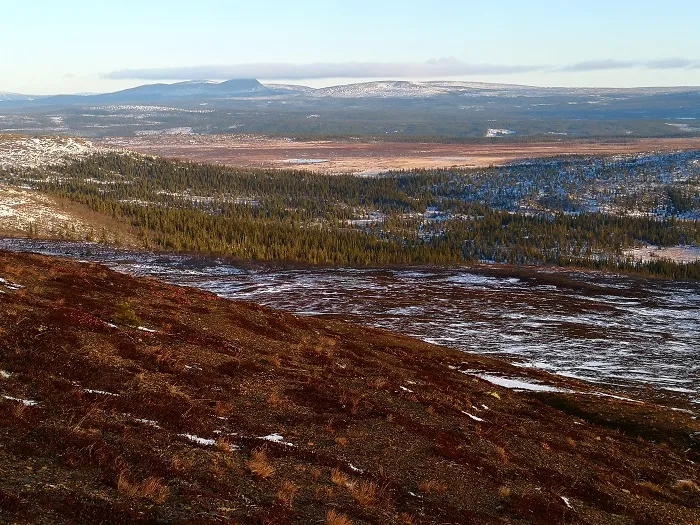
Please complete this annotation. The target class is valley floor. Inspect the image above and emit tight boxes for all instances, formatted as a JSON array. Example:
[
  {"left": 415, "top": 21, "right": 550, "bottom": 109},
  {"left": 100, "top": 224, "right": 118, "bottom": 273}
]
[{"left": 101, "top": 135, "right": 700, "bottom": 174}]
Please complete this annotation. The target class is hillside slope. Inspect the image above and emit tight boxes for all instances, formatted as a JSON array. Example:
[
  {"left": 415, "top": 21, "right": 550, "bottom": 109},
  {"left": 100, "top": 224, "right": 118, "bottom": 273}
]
[{"left": 0, "top": 251, "right": 698, "bottom": 524}]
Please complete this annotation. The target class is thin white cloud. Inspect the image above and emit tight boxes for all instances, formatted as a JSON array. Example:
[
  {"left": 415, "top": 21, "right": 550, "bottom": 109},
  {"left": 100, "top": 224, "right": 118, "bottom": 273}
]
[
  {"left": 563, "top": 58, "right": 700, "bottom": 72},
  {"left": 104, "top": 58, "right": 700, "bottom": 81},
  {"left": 562, "top": 59, "right": 639, "bottom": 72},
  {"left": 646, "top": 58, "right": 695, "bottom": 69},
  {"left": 104, "top": 59, "right": 547, "bottom": 81}
]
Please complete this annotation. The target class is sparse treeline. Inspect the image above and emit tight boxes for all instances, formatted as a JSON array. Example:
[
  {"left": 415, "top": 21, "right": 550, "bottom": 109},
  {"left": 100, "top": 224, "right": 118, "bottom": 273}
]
[{"left": 22, "top": 153, "right": 700, "bottom": 279}]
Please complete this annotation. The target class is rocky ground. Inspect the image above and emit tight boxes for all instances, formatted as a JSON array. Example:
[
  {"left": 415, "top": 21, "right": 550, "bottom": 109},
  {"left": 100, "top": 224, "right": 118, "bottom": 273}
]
[
  {"left": 0, "top": 135, "right": 104, "bottom": 170},
  {"left": 0, "top": 250, "right": 698, "bottom": 524}
]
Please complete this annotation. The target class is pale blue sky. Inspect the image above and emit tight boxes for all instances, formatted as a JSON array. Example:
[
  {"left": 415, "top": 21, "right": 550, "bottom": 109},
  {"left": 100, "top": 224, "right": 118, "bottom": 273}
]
[{"left": 2, "top": 0, "right": 699, "bottom": 94}]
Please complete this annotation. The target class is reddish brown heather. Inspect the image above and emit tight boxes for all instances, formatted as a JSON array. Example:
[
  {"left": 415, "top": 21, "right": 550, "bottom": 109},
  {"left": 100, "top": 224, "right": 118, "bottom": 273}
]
[{"left": 0, "top": 249, "right": 699, "bottom": 524}]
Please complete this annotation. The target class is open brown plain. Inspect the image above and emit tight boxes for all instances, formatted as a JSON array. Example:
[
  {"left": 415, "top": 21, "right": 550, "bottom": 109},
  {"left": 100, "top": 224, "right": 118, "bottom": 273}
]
[{"left": 102, "top": 135, "right": 700, "bottom": 174}]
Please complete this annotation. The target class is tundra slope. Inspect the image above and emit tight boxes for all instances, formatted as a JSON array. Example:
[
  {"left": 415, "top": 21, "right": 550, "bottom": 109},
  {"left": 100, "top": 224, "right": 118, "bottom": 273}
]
[{"left": 0, "top": 251, "right": 698, "bottom": 524}]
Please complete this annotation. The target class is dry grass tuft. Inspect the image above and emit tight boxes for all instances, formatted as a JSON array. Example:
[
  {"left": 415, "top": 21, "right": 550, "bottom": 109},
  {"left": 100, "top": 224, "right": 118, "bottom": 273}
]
[
  {"left": 369, "top": 377, "right": 388, "bottom": 390},
  {"left": 673, "top": 479, "right": 700, "bottom": 493},
  {"left": 495, "top": 446, "right": 508, "bottom": 464},
  {"left": 12, "top": 402, "right": 28, "bottom": 419},
  {"left": 215, "top": 438, "right": 235, "bottom": 453},
  {"left": 330, "top": 468, "right": 351, "bottom": 487},
  {"left": 314, "top": 486, "right": 335, "bottom": 501},
  {"left": 214, "top": 401, "right": 234, "bottom": 416},
  {"left": 246, "top": 448, "right": 275, "bottom": 479},
  {"left": 398, "top": 513, "right": 418, "bottom": 525},
  {"left": 117, "top": 470, "right": 170, "bottom": 504},
  {"left": 167, "top": 383, "right": 190, "bottom": 400},
  {"left": 638, "top": 481, "right": 665, "bottom": 496},
  {"left": 264, "top": 354, "right": 282, "bottom": 367},
  {"left": 349, "top": 480, "right": 378, "bottom": 507},
  {"left": 418, "top": 480, "right": 448, "bottom": 494},
  {"left": 267, "top": 390, "right": 284, "bottom": 406},
  {"left": 171, "top": 454, "right": 194, "bottom": 473},
  {"left": 326, "top": 509, "right": 353, "bottom": 525},
  {"left": 276, "top": 480, "right": 299, "bottom": 508},
  {"left": 498, "top": 486, "right": 512, "bottom": 499},
  {"left": 339, "top": 391, "right": 364, "bottom": 415}
]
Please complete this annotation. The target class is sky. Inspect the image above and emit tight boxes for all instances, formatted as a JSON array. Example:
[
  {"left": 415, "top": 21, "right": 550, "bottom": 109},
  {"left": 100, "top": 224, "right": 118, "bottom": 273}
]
[{"left": 2, "top": 0, "right": 700, "bottom": 94}]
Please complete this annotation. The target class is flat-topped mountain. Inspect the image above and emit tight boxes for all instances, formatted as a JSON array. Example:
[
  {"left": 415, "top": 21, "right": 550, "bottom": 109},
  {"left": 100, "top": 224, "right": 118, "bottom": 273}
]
[
  {"left": 0, "top": 250, "right": 698, "bottom": 524},
  {"left": 3, "top": 79, "right": 700, "bottom": 105},
  {"left": 3, "top": 79, "right": 699, "bottom": 139}
]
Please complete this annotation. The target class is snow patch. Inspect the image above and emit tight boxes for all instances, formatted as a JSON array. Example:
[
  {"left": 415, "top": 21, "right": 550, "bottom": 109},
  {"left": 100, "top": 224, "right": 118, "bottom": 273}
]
[
  {"left": 179, "top": 433, "right": 215, "bottom": 446},
  {"left": 461, "top": 411, "right": 485, "bottom": 422},
  {"left": 486, "top": 128, "right": 516, "bottom": 138},
  {"left": 2, "top": 395, "right": 39, "bottom": 406},
  {"left": 84, "top": 388, "right": 119, "bottom": 396},
  {"left": 134, "top": 418, "right": 161, "bottom": 428},
  {"left": 258, "top": 433, "right": 294, "bottom": 446},
  {"left": 475, "top": 374, "right": 569, "bottom": 393}
]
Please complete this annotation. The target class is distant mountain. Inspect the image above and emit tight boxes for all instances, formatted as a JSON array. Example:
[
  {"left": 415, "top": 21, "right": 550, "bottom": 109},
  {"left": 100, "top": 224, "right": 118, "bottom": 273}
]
[
  {"left": 2, "top": 79, "right": 699, "bottom": 107},
  {"left": 28, "top": 79, "right": 272, "bottom": 106},
  {"left": 310, "top": 80, "right": 700, "bottom": 99},
  {"left": 0, "top": 92, "right": 41, "bottom": 102},
  {"left": 2, "top": 79, "right": 699, "bottom": 140}
]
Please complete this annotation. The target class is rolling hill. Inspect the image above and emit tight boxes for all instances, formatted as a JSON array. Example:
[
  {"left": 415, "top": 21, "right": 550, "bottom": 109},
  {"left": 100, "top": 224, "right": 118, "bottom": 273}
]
[{"left": 0, "top": 250, "right": 698, "bottom": 524}]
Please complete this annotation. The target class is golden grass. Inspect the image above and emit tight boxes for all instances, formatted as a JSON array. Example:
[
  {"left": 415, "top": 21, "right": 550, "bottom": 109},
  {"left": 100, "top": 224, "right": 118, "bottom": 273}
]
[
  {"left": 12, "top": 402, "right": 28, "bottom": 419},
  {"left": 314, "top": 486, "right": 335, "bottom": 501},
  {"left": 171, "top": 454, "right": 194, "bottom": 473},
  {"left": 215, "top": 438, "right": 235, "bottom": 453},
  {"left": 349, "top": 480, "right": 378, "bottom": 507},
  {"left": 264, "top": 354, "right": 282, "bottom": 367},
  {"left": 498, "top": 486, "right": 512, "bottom": 499},
  {"left": 330, "top": 468, "right": 351, "bottom": 487},
  {"left": 214, "top": 400, "right": 234, "bottom": 416},
  {"left": 246, "top": 448, "right": 275, "bottom": 479},
  {"left": 326, "top": 509, "right": 353, "bottom": 525},
  {"left": 495, "top": 446, "right": 508, "bottom": 464},
  {"left": 638, "top": 481, "right": 665, "bottom": 497},
  {"left": 419, "top": 480, "right": 448, "bottom": 494},
  {"left": 368, "top": 377, "right": 388, "bottom": 390},
  {"left": 267, "top": 390, "right": 284, "bottom": 406},
  {"left": 117, "top": 471, "right": 170, "bottom": 504},
  {"left": 673, "top": 479, "right": 700, "bottom": 493},
  {"left": 398, "top": 513, "right": 419, "bottom": 525},
  {"left": 276, "top": 480, "right": 299, "bottom": 508}
]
